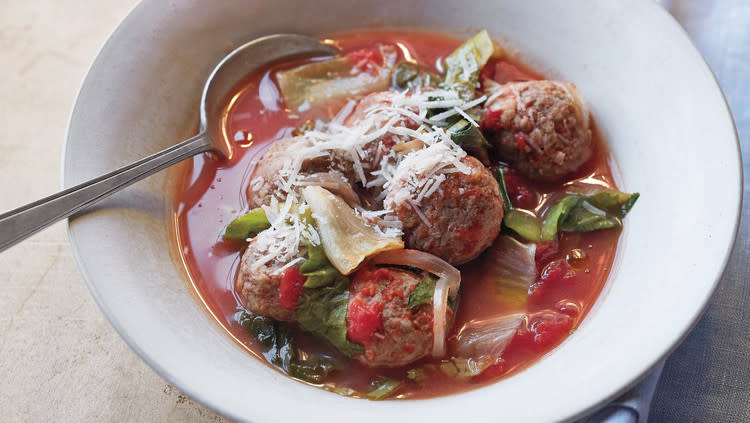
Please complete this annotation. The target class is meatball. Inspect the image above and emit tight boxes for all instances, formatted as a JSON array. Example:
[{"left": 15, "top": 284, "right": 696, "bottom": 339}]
[
  {"left": 384, "top": 154, "right": 504, "bottom": 265},
  {"left": 247, "top": 136, "right": 355, "bottom": 208},
  {"left": 482, "top": 80, "right": 592, "bottom": 181},
  {"left": 235, "top": 227, "right": 305, "bottom": 322},
  {"left": 344, "top": 91, "right": 422, "bottom": 205},
  {"left": 347, "top": 266, "right": 435, "bottom": 367}
]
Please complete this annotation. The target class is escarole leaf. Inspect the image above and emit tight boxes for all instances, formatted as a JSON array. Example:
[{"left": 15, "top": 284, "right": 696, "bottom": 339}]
[
  {"left": 223, "top": 208, "right": 271, "bottom": 241},
  {"left": 541, "top": 190, "right": 640, "bottom": 240},
  {"left": 323, "top": 376, "right": 403, "bottom": 400},
  {"left": 442, "top": 30, "right": 496, "bottom": 100},
  {"left": 446, "top": 118, "right": 491, "bottom": 165},
  {"left": 407, "top": 274, "right": 438, "bottom": 309},
  {"left": 438, "top": 357, "right": 496, "bottom": 379},
  {"left": 366, "top": 377, "right": 403, "bottom": 400},
  {"left": 494, "top": 168, "right": 542, "bottom": 242},
  {"left": 482, "top": 235, "right": 536, "bottom": 304},
  {"left": 237, "top": 311, "right": 334, "bottom": 383},
  {"left": 298, "top": 208, "right": 345, "bottom": 288},
  {"left": 392, "top": 62, "right": 441, "bottom": 91},
  {"left": 295, "top": 276, "right": 364, "bottom": 357},
  {"left": 277, "top": 45, "right": 396, "bottom": 111}
]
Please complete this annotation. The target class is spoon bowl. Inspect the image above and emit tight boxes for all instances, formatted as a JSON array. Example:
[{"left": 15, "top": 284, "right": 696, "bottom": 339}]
[
  {"left": 0, "top": 34, "right": 337, "bottom": 252},
  {"left": 200, "top": 34, "right": 338, "bottom": 159}
]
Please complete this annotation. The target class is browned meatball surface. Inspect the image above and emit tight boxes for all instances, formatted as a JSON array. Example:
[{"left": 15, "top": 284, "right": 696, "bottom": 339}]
[
  {"left": 482, "top": 80, "right": 592, "bottom": 181},
  {"left": 246, "top": 136, "right": 355, "bottom": 208},
  {"left": 235, "top": 227, "right": 305, "bottom": 322},
  {"left": 384, "top": 155, "right": 504, "bottom": 265},
  {"left": 347, "top": 266, "right": 435, "bottom": 367}
]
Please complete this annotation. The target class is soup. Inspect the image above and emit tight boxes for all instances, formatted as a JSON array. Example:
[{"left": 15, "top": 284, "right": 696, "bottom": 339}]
[{"left": 173, "top": 30, "right": 637, "bottom": 399}]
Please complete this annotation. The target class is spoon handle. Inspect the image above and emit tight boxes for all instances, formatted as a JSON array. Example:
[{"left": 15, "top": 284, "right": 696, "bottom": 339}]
[{"left": 0, "top": 132, "right": 212, "bottom": 253}]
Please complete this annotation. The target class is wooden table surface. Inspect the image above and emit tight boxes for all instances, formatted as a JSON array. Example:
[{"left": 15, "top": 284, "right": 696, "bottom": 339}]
[{"left": 1, "top": 1, "right": 747, "bottom": 422}]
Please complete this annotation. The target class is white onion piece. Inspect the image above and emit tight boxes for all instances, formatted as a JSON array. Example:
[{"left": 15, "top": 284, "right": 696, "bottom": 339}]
[
  {"left": 455, "top": 313, "right": 525, "bottom": 359},
  {"left": 298, "top": 172, "right": 361, "bottom": 207},
  {"left": 367, "top": 249, "right": 461, "bottom": 357},
  {"left": 486, "top": 235, "right": 537, "bottom": 292}
]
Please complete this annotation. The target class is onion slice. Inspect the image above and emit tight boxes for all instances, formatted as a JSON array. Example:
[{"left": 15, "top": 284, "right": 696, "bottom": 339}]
[
  {"left": 367, "top": 249, "right": 461, "bottom": 357},
  {"left": 455, "top": 313, "right": 524, "bottom": 359}
]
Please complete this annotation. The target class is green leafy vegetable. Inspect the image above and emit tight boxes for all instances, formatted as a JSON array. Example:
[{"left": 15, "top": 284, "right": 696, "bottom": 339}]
[
  {"left": 295, "top": 277, "right": 364, "bottom": 357},
  {"left": 222, "top": 208, "right": 270, "bottom": 241},
  {"left": 586, "top": 190, "right": 640, "bottom": 218},
  {"left": 323, "top": 384, "right": 359, "bottom": 397},
  {"left": 237, "top": 311, "right": 335, "bottom": 383},
  {"left": 298, "top": 208, "right": 347, "bottom": 288},
  {"left": 494, "top": 169, "right": 542, "bottom": 242},
  {"left": 503, "top": 210, "right": 541, "bottom": 242},
  {"left": 323, "top": 377, "right": 403, "bottom": 400},
  {"left": 446, "top": 118, "right": 491, "bottom": 165},
  {"left": 407, "top": 274, "right": 438, "bottom": 309},
  {"left": 366, "top": 377, "right": 403, "bottom": 400},
  {"left": 540, "top": 196, "right": 581, "bottom": 241},
  {"left": 442, "top": 30, "right": 496, "bottom": 100},
  {"left": 438, "top": 357, "right": 495, "bottom": 378},
  {"left": 541, "top": 190, "right": 640, "bottom": 240},
  {"left": 406, "top": 368, "right": 427, "bottom": 384},
  {"left": 495, "top": 168, "right": 513, "bottom": 215},
  {"left": 392, "top": 62, "right": 441, "bottom": 91}
]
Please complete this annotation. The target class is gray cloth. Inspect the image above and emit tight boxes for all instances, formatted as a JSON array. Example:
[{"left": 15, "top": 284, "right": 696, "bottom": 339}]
[{"left": 585, "top": 363, "right": 664, "bottom": 423}]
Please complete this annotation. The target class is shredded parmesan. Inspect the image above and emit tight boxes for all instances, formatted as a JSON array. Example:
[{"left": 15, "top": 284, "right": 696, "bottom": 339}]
[{"left": 248, "top": 84, "right": 486, "bottom": 262}]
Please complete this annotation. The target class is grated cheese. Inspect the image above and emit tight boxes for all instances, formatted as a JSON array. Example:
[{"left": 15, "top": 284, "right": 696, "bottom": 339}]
[{"left": 249, "top": 85, "right": 486, "bottom": 262}]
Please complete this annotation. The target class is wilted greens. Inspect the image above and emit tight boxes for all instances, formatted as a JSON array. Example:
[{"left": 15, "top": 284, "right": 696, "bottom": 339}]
[
  {"left": 237, "top": 311, "right": 335, "bottom": 383},
  {"left": 540, "top": 190, "right": 640, "bottom": 240},
  {"left": 222, "top": 208, "right": 270, "bottom": 241},
  {"left": 407, "top": 274, "right": 438, "bottom": 309}
]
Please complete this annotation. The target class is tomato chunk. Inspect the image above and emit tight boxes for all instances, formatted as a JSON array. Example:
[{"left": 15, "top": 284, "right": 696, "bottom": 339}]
[
  {"left": 278, "top": 267, "right": 307, "bottom": 310},
  {"left": 510, "top": 311, "right": 574, "bottom": 350},
  {"left": 346, "top": 299, "right": 383, "bottom": 345},
  {"left": 535, "top": 239, "right": 560, "bottom": 270},
  {"left": 529, "top": 259, "right": 576, "bottom": 301},
  {"left": 503, "top": 168, "right": 538, "bottom": 209}
]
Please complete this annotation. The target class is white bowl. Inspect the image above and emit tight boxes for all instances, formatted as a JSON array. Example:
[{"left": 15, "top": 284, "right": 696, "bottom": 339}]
[{"left": 64, "top": 0, "right": 741, "bottom": 421}]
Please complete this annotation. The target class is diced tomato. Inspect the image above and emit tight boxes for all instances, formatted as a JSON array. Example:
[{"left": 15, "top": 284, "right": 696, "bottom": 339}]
[
  {"left": 535, "top": 239, "right": 560, "bottom": 270},
  {"left": 278, "top": 267, "right": 307, "bottom": 310},
  {"left": 509, "top": 311, "right": 574, "bottom": 351},
  {"left": 514, "top": 132, "right": 527, "bottom": 151},
  {"left": 503, "top": 168, "right": 537, "bottom": 209},
  {"left": 481, "top": 109, "right": 505, "bottom": 131},
  {"left": 528, "top": 312, "right": 574, "bottom": 347},
  {"left": 346, "top": 299, "right": 384, "bottom": 345},
  {"left": 529, "top": 259, "right": 576, "bottom": 301}
]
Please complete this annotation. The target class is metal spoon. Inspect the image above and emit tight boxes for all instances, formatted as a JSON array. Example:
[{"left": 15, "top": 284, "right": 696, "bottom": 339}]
[{"left": 0, "top": 34, "right": 338, "bottom": 253}]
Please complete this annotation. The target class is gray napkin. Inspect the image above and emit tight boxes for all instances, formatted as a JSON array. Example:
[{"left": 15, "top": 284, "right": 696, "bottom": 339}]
[{"left": 582, "top": 362, "right": 665, "bottom": 423}]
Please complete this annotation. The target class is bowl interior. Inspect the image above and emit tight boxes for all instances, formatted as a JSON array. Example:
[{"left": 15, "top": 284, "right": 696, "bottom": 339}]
[{"left": 65, "top": 0, "right": 741, "bottom": 422}]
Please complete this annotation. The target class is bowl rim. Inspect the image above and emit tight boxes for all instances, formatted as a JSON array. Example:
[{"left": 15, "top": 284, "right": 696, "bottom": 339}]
[{"left": 63, "top": 1, "right": 743, "bottom": 421}]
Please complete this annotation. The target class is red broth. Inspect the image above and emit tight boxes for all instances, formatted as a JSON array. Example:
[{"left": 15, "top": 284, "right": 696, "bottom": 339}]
[{"left": 173, "top": 30, "right": 621, "bottom": 399}]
